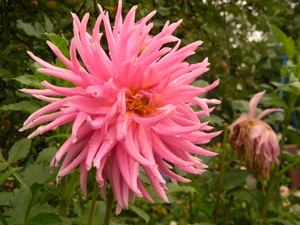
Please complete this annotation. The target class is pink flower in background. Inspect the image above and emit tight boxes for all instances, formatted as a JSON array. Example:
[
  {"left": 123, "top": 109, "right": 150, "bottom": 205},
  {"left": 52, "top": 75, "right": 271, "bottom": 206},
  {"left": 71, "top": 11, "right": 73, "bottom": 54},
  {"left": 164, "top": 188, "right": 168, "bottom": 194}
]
[
  {"left": 229, "top": 91, "right": 283, "bottom": 179},
  {"left": 20, "top": 0, "right": 220, "bottom": 213}
]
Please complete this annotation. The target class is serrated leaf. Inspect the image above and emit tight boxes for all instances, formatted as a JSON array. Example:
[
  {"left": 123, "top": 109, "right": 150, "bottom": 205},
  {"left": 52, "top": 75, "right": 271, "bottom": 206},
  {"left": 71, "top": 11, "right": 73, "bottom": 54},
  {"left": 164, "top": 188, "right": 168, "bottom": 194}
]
[
  {"left": 16, "top": 20, "right": 41, "bottom": 38},
  {"left": 0, "top": 192, "right": 13, "bottom": 206},
  {"left": 0, "top": 101, "right": 40, "bottom": 114},
  {"left": 27, "top": 213, "right": 62, "bottom": 225},
  {"left": 222, "top": 170, "right": 249, "bottom": 190},
  {"left": 4, "top": 185, "right": 32, "bottom": 224},
  {"left": 22, "top": 164, "right": 55, "bottom": 186},
  {"left": 7, "top": 138, "right": 31, "bottom": 164},
  {"left": 14, "top": 75, "right": 43, "bottom": 89},
  {"left": 130, "top": 205, "right": 150, "bottom": 223},
  {"left": 36, "top": 147, "right": 57, "bottom": 164}
]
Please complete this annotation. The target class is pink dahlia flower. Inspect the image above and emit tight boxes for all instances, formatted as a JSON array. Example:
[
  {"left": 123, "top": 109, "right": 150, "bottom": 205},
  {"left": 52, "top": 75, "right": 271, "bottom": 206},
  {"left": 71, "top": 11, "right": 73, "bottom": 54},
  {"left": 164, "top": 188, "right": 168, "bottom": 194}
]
[
  {"left": 20, "top": 0, "right": 220, "bottom": 213},
  {"left": 229, "top": 91, "right": 283, "bottom": 179}
]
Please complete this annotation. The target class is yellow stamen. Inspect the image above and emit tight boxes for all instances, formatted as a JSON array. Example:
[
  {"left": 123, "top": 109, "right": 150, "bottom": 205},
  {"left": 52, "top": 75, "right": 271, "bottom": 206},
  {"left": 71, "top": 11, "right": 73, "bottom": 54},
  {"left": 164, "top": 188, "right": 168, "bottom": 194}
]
[{"left": 126, "top": 95, "right": 154, "bottom": 115}]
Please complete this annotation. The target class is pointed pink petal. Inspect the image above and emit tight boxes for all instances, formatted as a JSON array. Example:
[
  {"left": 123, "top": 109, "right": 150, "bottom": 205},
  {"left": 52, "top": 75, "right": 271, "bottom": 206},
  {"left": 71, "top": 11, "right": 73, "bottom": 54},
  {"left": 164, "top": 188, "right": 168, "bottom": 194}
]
[{"left": 248, "top": 91, "right": 266, "bottom": 117}]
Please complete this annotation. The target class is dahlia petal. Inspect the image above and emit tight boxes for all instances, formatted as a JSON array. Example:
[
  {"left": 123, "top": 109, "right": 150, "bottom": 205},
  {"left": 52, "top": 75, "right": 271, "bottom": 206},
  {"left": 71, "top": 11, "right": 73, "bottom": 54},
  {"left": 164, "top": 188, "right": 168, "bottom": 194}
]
[
  {"left": 72, "top": 112, "right": 88, "bottom": 142},
  {"left": 162, "top": 136, "right": 216, "bottom": 156},
  {"left": 152, "top": 121, "right": 202, "bottom": 136},
  {"left": 20, "top": 88, "right": 58, "bottom": 96},
  {"left": 51, "top": 124, "right": 92, "bottom": 166},
  {"left": 143, "top": 167, "right": 169, "bottom": 203},
  {"left": 95, "top": 154, "right": 109, "bottom": 186},
  {"left": 116, "top": 144, "right": 141, "bottom": 195},
  {"left": 136, "top": 126, "right": 166, "bottom": 185},
  {"left": 93, "top": 129, "right": 118, "bottom": 168},
  {"left": 28, "top": 112, "right": 77, "bottom": 138},
  {"left": 257, "top": 108, "right": 284, "bottom": 119},
  {"left": 80, "top": 162, "right": 88, "bottom": 198},
  {"left": 46, "top": 41, "right": 73, "bottom": 71},
  {"left": 154, "top": 155, "right": 190, "bottom": 183},
  {"left": 41, "top": 81, "right": 86, "bottom": 96},
  {"left": 86, "top": 129, "right": 103, "bottom": 170},
  {"left": 152, "top": 132, "right": 194, "bottom": 166},
  {"left": 133, "top": 104, "right": 176, "bottom": 127},
  {"left": 31, "top": 94, "right": 61, "bottom": 102},
  {"left": 248, "top": 91, "right": 265, "bottom": 117},
  {"left": 20, "top": 111, "right": 63, "bottom": 131},
  {"left": 58, "top": 144, "right": 89, "bottom": 177},
  {"left": 87, "top": 116, "right": 105, "bottom": 129},
  {"left": 121, "top": 126, "right": 155, "bottom": 167},
  {"left": 38, "top": 68, "right": 85, "bottom": 86},
  {"left": 137, "top": 179, "right": 154, "bottom": 203}
]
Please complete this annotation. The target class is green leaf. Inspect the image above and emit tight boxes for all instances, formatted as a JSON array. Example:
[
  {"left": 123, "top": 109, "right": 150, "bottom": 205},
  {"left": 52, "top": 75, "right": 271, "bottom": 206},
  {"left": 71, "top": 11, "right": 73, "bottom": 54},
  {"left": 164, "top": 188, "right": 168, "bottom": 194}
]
[
  {"left": 280, "top": 67, "right": 288, "bottom": 77},
  {"left": 167, "top": 183, "right": 197, "bottom": 194},
  {"left": 4, "top": 185, "right": 32, "bottom": 224},
  {"left": 14, "top": 75, "right": 43, "bottom": 89},
  {"left": 0, "top": 192, "right": 13, "bottom": 206},
  {"left": 27, "top": 213, "right": 61, "bottom": 225},
  {"left": 43, "top": 14, "right": 54, "bottom": 33},
  {"left": 222, "top": 170, "right": 249, "bottom": 190},
  {"left": 231, "top": 100, "right": 249, "bottom": 114},
  {"left": 7, "top": 138, "right": 31, "bottom": 164},
  {"left": 36, "top": 147, "right": 57, "bottom": 164},
  {"left": 43, "top": 33, "right": 70, "bottom": 59},
  {"left": 260, "top": 96, "right": 288, "bottom": 109},
  {"left": 130, "top": 205, "right": 150, "bottom": 223},
  {"left": 0, "top": 167, "right": 23, "bottom": 185},
  {"left": 0, "top": 101, "right": 41, "bottom": 114},
  {"left": 0, "top": 163, "right": 8, "bottom": 171},
  {"left": 188, "top": 223, "right": 215, "bottom": 225},
  {"left": 16, "top": 20, "right": 41, "bottom": 38},
  {"left": 22, "top": 164, "right": 55, "bottom": 186},
  {"left": 268, "top": 218, "right": 293, "bottom": 225},
  {"left": 229, "top": 187, "right": 259, "bottom": 213},
  {"left": 71, "top": 201, "right": 106, "bottom": 225},
  {"left": 272, "top": 25, "right": 298, "bottom": 60}
]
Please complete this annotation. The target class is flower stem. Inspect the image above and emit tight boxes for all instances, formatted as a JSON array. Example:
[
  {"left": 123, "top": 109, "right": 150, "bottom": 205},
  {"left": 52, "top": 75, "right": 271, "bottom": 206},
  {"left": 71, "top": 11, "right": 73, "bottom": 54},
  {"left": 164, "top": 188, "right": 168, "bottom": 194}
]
[
  {"left": 260, "top": 93, "right": 297, "bottom": 223},
  {"left": 214, "top": 123, "right": 228, "bottom": 223},
  {"left": 103, "top": 186, "right": 114, "bottom": 225},
  {"left": 87, "top": 183, "right": 98, "bottom": 225}
]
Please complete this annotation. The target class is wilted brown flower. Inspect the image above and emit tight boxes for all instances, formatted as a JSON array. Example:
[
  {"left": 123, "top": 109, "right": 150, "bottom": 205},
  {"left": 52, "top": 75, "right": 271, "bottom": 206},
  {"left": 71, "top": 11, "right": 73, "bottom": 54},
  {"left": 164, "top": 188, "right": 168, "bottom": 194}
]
[{"left": 229, "top": 91, "right": 283, "bottom": 180}]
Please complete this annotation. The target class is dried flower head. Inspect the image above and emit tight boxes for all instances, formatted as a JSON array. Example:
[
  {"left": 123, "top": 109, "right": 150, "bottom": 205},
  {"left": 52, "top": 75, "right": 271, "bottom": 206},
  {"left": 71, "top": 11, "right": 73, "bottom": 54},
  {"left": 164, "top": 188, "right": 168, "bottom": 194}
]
[
  {"left": 229, "top": 91, "right": 283, "bottom": 180},
  {"left": 20, "top": 0, "right": 220, "bottom": 213}
]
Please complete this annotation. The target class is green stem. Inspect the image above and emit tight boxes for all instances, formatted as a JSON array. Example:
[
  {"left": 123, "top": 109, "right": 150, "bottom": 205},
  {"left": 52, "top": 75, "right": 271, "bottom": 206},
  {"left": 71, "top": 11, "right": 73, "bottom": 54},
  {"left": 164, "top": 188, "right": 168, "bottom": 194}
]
[
  {"left": 214, "top": 123, "right": 228, "bottom": 224},
  {"left": 277, "top": 157, "right": 300, "bottom": 177},
  {"left": 224, "top": 195, "right": 234, "bottom": 225},
  {"left": 87, "top": 183, "right": 99, "bottom": 225},
  {"left": 188, "top": 193, "right": 194, "bottom": 224},
  {"left": 103, "top": 186, "right": 114, "bottom": 225},
  {"left": 260, "top": 93, "right": 297, "bottom": 223},
  {"left": 0, "top": 154, "right": 26, "bottom": 186}
]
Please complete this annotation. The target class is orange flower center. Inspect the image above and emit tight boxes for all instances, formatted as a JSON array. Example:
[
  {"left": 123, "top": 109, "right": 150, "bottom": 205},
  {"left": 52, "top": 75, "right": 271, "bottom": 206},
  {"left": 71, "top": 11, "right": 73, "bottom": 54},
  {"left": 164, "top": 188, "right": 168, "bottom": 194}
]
[{"left": 126, "top": 95, "right": 154, "bottom": 115}]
